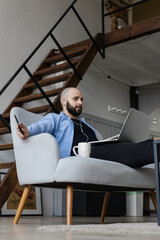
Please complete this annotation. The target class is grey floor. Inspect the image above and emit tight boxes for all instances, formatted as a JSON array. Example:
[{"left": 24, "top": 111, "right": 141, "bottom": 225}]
[{"left": 0, "top": 215, "right": 159, "bottom": 240}]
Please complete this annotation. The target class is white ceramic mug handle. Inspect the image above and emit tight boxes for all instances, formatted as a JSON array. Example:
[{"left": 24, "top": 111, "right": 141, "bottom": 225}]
[{"left": 73, "top": 146, "right": 79, "bottom": 156}]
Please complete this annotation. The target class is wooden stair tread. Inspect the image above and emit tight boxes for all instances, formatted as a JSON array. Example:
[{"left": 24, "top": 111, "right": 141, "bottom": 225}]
[
  {"left": 62, "top": 40, "right": 90, "bottom": 52},
  {"left": 24, "top": 72, "right": 70, "bottom": 90},
  {"left": 0, "top": 162, "right": 18, "bottom": 209},
  {"left": 0, "top": 143, "right": 13, "bottom": 150},
  {"left": 0, "top": 162, "right": 14, "bottom": 169},
  {"left": 27, "top": 105, "right": 50, "bottom": 114},
  {"left": 1, "top": 113, "right": 9, "bottom": 118},
  {"left": 51, "top": 33, "right": 101, "bottom": 113},
  {"left": 43, "top": 46, "right": 87, "bottom": 65},
  {"left": 3, "top": 105, "right": 51, "bottom": 119},
  {"left": 33, "top": 59, "right": 80, "bottom": 77},
  {"left": 0, "top": 127, "right": 10, "bottom": 135},
  {"left": 13, "top": 87, "right": 62, "bottom": 103}
]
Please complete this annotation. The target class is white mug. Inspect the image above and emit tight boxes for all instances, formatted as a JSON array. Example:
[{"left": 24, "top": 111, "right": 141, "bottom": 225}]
[{"left": 73, "top": 142, "right": 91, "bottom": 157}]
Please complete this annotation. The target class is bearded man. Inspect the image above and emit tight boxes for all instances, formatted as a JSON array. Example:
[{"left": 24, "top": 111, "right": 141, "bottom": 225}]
[{"left": 16, "top": 87, "right": 156, "bottom": 168}]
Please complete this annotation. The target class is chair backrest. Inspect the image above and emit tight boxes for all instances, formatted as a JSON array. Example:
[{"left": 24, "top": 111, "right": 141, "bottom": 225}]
[
  {"left": 10, "top": 107, "right": 43, "bottom": 132},
  {"left": 10, "top": 107, "right": 60, "bottom": 185},
  {"left": 10, "top": 106, "right": 43, "bottom": 148}
]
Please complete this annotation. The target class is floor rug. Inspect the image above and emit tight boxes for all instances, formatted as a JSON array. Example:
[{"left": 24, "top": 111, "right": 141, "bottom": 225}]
[{"left": 38, "top": 222, "right": 160, "bottom": 235}]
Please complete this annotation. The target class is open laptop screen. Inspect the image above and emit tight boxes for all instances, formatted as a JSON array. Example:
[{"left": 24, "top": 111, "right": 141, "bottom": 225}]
[
  {"left": 90, "top": 108, "right": 153, "bottom": 144},
  {"left": 118, "top": 108, "right": 153, "bottom": 143}
]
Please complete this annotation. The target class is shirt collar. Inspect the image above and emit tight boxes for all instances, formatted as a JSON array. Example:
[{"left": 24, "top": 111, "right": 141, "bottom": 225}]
[{"left": 60, "top": 111, "right": 85, "bottom": 122}]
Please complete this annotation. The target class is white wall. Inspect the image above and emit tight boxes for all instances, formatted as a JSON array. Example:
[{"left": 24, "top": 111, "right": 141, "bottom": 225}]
[
  {"left": 79, "top": 63, "right": 130, "bottom": 124},
  {"left": 139, "top": 84, "right": 160, "bottom": 136},
  {"left": 139, "top": 84, "right": 160, "bottom": 115}
]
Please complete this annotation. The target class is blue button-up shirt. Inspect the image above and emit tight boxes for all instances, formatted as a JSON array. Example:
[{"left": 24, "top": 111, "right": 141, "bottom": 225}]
[{"left": 27, "top": 112, "right": 97, "bottom": 159}]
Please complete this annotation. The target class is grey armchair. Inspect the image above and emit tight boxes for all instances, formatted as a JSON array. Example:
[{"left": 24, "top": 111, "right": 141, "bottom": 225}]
[{"left": 10, "top": 107, "right": 157, "bottom": 225}]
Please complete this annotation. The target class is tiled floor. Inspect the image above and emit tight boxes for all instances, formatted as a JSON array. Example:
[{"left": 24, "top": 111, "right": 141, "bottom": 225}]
[{"left": 0, "top": 215, "right": 159, "bottom": 240}]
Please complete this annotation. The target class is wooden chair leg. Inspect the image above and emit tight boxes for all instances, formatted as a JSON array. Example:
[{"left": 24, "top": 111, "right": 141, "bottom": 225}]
[
  {"left": 149, "top": 189, "right": 157, "bottom": 214},
  {"left": 13, "top": 185, "right": 32, "bottom": 224},
  {"left": 66, "top": 184, "right": 73, "bottom": 225},
  {"left": 101, "top": 191, "right": 111, "bottom": 224}
]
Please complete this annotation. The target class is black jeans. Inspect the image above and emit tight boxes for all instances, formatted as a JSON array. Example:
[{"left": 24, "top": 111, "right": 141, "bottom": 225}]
[{"left": 90, "top": 139, "right": 155, "bottom": 168}]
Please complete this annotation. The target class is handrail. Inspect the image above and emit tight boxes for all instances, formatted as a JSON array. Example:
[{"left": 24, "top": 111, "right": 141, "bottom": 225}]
[
  {"left": 1, "top": 0, "right": 106, "bottom": 97},
  {"left": 24, "top": 66, "right": 58, "bottom": 113},
  {"left": 49, "top": 33, "right": 82, "bottom": 80},
  {"left": 0, "top": 0, "right": 105, "bottom": 128},
  {"left": 0, "top": 0, "right": 78, "bottom": 96},
  {"left": 72, "top": 6, "right": 105, "bottom": 59},
  {"left": 0, "top": 0, "right": 106, "bottom": 112}
]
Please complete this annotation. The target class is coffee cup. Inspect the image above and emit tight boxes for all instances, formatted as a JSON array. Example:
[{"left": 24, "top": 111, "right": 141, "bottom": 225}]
[{"left": 73, "top": 142, "right": 91, "bottom": 157}]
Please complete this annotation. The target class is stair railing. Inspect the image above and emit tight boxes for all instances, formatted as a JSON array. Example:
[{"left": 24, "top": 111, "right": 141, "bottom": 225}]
[
  {"left": 0, "top": 0, "right": 106, "bottom": 129},
  {"left": 0, "top": 0, "right": 79, "bottom": 101},
  {"left": 0, "top": 114, "right": 11, "bottom": 131}
]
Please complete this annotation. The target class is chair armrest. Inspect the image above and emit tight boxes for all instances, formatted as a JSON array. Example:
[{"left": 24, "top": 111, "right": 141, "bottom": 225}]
[{"left": 14, "top": 133, "right": 60, "bottom": 185}]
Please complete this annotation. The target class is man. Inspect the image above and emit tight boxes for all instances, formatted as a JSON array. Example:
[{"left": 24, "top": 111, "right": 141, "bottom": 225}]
[
  {"left": 17, "top": 88, "right": 98, "bottom": 159},
  {"left": 16, "top": 87, "right": 155, "bottom": 168}
]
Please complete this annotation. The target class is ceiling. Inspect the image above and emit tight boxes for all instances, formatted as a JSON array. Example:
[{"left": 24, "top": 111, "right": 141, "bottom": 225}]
[{"left": 92, "top": 31, "right": 160, "bottom": 87}]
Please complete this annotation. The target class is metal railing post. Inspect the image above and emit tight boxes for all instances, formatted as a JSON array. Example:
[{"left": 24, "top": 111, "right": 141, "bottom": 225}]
[
  {"left": 49, "top": 33, "right": 82, "bottom": 80},
  {"left": 72, "top": 6, "right": 104, "bottom": 59},
  {"left": 101, "top": 0, "right": 105, "bottom": 58},
  {"left": 0, "top": 114, "right": 11, "bottom": 131},
  {"left": 153, "top": 140, "right": 160, "bottom": 226}
]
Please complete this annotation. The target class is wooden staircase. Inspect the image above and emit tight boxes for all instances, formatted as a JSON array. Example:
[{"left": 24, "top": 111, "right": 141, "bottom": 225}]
[{"left": 0, "top": 33, "right": 102, "bottom": 209}]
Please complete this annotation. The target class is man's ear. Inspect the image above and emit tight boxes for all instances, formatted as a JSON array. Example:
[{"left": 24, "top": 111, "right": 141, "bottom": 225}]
[{"left": 62, "top": 99, "right": 66, "bottom": 106}]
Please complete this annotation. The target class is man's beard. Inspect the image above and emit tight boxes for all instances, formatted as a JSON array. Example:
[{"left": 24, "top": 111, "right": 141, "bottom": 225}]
[{"left": 66, "top": 101, "right": 82, "bottom": 116}]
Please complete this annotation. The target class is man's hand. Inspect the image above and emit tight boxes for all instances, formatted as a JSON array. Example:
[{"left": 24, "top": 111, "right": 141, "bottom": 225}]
[{"left": 16, "top": 123, "right": 30, "bottom": 140}]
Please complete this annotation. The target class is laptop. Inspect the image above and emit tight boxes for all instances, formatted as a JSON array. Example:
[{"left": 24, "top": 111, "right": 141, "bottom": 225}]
[{"left": 90, "top": 108, "right": 153, "bottom": 145}]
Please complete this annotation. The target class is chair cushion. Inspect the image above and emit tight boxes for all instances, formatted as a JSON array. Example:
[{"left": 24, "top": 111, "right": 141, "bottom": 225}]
[{"left": 55, "top": 156, "right": 155, "bottom": 189}]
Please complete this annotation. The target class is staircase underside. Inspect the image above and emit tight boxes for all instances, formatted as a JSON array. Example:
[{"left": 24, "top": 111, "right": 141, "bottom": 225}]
[
  {"left": 104, "top": 15, "right": 160, "bottom": 47},
  {"left": 0, "top": 33, "right": 102, "bottom": 209},
  {"left": 1, "top": 14, "right": 160, "bottom": 209}
]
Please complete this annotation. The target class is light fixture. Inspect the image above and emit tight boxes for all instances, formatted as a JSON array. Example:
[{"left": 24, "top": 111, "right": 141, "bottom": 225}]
[
  {"left": 152, "top": 118, "right": 157, "bottom": 124},
  {"left": 108, "top": 105, "right": 127, "bottom": 115}
]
